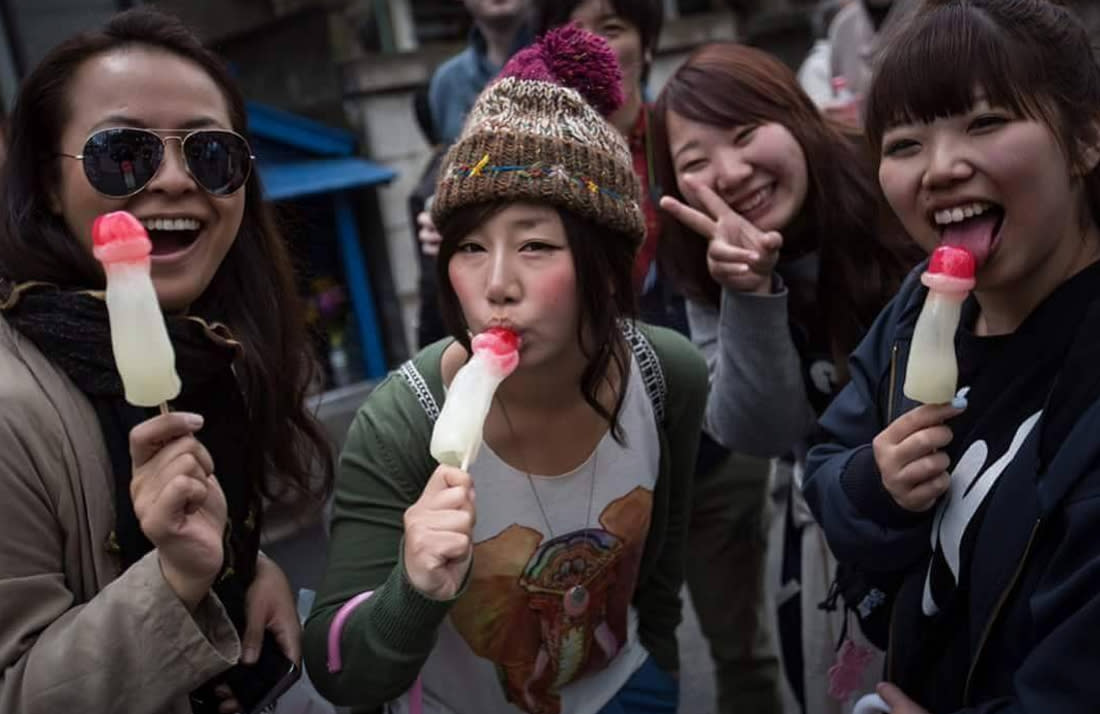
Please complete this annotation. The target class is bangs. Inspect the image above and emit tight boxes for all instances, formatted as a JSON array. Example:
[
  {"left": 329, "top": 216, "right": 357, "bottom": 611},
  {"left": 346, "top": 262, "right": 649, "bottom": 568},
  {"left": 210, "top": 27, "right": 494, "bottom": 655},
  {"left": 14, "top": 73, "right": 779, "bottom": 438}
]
[
  {"left": 867, "top": 4, "right": 1052, "bottom": 147},
  {"left": 663, "top": 60, "right": 797, "bottom": 130}
]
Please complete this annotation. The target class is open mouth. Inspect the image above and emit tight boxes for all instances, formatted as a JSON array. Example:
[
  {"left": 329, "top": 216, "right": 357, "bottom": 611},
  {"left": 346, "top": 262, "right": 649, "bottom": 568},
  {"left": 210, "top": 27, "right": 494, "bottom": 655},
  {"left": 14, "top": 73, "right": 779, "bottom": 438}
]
[
  {"left": 932, "top": 201, "right": 1005, "bottom": 268},
  {"left": 733, "top": 184, "right": 774, "bottom": 216},
  {"left": 141, "top": 217, "right": 202, "bottom": 257}
]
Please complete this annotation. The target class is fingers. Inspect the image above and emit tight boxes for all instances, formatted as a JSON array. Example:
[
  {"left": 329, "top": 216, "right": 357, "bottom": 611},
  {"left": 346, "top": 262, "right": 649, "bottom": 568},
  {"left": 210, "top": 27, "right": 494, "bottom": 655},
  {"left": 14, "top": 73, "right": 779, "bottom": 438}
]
[
  {"left": 895, "top": 424, "right": 954, "bottom": 465},
  {"left": 659, "top": 194, "right": 717, "bottom": 239},
  {"left": 129, "top": 412, "right": 204, "bottom": 468},
  {"left": 885, "top": 403, "right": 965, "bottom": 441},
  {"left": 270, "top": 617, "right": 303, "bottom": 667},
  {"left": 707, "top": 237, "right": 760, "bottom": 265},
  {"left": 687, "top": 179, "right": 739, "bottom": 224},
  {"left": 240, "top": 598, "right": 265, "bottom": 665},
  {"left": 422, "top": 464, "right": 472, "bottom": 498}
]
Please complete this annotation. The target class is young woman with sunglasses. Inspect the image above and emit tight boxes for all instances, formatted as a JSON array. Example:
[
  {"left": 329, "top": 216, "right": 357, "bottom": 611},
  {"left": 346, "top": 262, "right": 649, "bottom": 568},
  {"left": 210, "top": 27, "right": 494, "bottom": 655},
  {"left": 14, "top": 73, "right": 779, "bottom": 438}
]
[{"left": 0, "top": 9, "right": 332, "bottom": 714}]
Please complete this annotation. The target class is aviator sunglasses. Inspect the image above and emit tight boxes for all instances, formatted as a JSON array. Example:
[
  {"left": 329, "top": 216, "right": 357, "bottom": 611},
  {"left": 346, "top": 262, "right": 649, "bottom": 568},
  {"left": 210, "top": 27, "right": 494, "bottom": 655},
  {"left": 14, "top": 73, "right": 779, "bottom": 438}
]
[{"left": 58, "top": 127, "right": 255, "bottom": 198}]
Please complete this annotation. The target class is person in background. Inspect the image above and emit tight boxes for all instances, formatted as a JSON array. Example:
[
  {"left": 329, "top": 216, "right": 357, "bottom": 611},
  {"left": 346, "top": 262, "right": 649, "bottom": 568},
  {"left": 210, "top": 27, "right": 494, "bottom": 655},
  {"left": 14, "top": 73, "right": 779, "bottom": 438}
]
[
  {"left": 653, "top": 42, "right": 919, "bottom": 714},
  {"left": 415, "top": 0, "right": 533, "bottom": 347},
  {"left": 797, "top": 0, "right": 854, "bottom": 107},
  {"left": 305, "top": 26, "right": 706, "bottom": 714},
  {"left": 804, "top": 1, "right": 1100, "bottom": 712},
  {"left": 0, "top": 8, "right": 333, "bottom": 714},
  {"left": 428, "top": 0, "right": 533, "bottom": 147},
  {"left": 826, "top": 0, "right": 913, "bottom": 106}
]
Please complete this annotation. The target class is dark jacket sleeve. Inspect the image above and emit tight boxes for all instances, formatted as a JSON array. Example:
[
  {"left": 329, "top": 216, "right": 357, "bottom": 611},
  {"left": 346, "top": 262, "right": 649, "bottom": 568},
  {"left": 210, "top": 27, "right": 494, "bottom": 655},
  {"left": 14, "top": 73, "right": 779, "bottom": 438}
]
[
  {"left": 633, "top": 326, "right": 709, "bottom": 673},
  {"left": 303, "top": 374, "right": 457, "bottom": 708},
  {"left": 802, "top": 269, "right": 934, "bottom": 573}
]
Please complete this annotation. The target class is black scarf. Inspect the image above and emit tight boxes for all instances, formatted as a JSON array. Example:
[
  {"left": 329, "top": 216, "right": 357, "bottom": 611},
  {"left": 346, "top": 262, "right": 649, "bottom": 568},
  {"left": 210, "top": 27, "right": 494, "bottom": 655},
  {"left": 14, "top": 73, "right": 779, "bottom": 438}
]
[{"left": 0, "top": 280, "right": 262, "bottom": 713}]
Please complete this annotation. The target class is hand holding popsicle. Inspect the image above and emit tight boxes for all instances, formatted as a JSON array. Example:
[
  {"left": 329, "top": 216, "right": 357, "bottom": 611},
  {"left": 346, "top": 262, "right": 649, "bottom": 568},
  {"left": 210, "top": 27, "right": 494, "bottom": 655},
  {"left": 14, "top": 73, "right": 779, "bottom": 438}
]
[
  {"left": 873, "top": 401, "right": 964, "bottom": 512},
  {"left": 660, "top": 180, "right": 782, "bottom": 295},
  {"left": 403, "top": 465, "right": 476, "bottom": 600},
  {"left": 92, "top": 210, "right": 181, "bottom": 409},
  {"left": 430, "top": 327, "right": 521, "bottom": 470},
  {"left": 129, "top": 412, "right": 225, "bottom": 611}
]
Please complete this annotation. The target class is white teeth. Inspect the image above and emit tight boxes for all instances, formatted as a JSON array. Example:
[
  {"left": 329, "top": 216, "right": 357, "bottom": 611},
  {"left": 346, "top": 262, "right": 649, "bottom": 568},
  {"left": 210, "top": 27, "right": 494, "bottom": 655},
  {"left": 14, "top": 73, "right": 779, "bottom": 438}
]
[
  {"left": 735, "top": 186, "right": 771, "bottom": 213},
  {"left": 933, "top": 201, "right": 994, "bottom": 226},
  {"left": 140, "top": 217, "right": 201, "bottom": 232}
]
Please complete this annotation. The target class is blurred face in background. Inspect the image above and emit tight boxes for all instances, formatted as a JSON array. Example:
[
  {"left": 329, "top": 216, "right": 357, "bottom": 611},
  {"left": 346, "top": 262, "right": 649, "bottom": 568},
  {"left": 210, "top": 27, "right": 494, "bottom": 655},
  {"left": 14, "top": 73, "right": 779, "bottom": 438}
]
[
  {"left": 462, "top": 0, "right": 528, "bottom": 30},
  {"left": 567, "top": 0, "right": 647, "bottom": 99}
]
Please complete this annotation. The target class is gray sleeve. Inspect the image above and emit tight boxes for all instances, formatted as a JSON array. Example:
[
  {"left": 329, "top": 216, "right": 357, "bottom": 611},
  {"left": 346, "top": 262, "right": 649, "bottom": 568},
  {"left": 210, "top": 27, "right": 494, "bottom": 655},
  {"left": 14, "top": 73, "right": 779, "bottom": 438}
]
[{"left": 685, "top": 287, "right": 816, "bottom": 457}]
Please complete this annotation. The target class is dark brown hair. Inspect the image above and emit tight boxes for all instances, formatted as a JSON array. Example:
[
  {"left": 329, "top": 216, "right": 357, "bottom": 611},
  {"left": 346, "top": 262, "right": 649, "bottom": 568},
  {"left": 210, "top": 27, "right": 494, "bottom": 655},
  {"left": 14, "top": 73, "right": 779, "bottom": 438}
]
[
  {"left": 865, "top": 0, "right": 1100, "bottom": 232},
  {"left": 435, "top": 201, "right": 637, "bottom": 443},
  {"left": 653, "top": 42, "right": 920, "bottom": 363},
  {"left": 0, "top": 8, "right": 333, "bottom": 503}
]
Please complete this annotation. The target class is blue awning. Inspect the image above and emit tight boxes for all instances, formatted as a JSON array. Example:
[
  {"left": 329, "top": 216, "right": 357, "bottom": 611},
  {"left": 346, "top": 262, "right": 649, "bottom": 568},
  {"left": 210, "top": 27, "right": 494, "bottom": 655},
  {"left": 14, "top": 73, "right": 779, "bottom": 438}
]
[{"left": 258, "top": 157, "right": 397, "bottom": 201}]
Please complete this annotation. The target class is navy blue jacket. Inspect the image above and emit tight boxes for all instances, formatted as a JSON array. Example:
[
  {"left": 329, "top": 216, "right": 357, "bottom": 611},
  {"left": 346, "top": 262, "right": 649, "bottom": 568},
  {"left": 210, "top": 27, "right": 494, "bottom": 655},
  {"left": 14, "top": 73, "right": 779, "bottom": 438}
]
[{"left": 803, "top": 263, "right": 1100, "bottom": 713}]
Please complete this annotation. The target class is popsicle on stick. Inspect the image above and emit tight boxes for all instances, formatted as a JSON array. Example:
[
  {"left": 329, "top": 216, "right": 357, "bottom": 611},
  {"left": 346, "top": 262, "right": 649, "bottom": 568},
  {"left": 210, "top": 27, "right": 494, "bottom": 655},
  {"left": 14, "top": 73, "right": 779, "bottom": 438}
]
[
  {"left": 430, "top": 327, "right": 521, "bottom": 470},
  {"left": 903, "top": 245, "right": 976, "bottom": 404},
  {"left": 92, "top": 211, "right": 182, "bottom": 409}
]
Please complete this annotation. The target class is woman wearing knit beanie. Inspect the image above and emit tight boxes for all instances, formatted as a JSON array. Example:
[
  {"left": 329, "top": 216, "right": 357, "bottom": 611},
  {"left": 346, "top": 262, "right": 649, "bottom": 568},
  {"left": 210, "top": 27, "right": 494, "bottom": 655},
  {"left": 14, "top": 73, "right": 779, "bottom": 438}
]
[{"left": 305, "top": 25, "right": 707, "bottom": 714}]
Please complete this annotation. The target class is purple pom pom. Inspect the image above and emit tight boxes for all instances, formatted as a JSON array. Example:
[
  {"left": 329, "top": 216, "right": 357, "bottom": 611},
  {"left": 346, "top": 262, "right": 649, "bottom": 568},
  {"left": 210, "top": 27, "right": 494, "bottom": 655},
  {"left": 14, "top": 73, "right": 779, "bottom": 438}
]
[{"left": 498, "top": 23, "right": 624, "bottom": 117}]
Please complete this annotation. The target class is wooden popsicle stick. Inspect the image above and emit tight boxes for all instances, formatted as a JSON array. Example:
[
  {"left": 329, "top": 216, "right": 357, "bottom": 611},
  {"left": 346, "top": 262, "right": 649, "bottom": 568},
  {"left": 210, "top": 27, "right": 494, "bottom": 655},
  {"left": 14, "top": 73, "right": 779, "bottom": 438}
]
[{"left": 158, "top": 402, "right": 170, "bottom": 416}]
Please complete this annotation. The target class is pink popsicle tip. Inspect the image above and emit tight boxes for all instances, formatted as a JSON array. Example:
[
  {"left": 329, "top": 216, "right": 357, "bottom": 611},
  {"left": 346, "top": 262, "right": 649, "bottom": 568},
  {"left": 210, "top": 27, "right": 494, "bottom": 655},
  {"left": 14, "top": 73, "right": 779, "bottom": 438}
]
[
  {"left": 928, "top": 245, "right": 976, "bottom": 280},
  {"left": 472, "top": 327, "right": 521, "bottom": 355},
  {"left": 92, "top": 211, "right": 151, "bottom": 264}
]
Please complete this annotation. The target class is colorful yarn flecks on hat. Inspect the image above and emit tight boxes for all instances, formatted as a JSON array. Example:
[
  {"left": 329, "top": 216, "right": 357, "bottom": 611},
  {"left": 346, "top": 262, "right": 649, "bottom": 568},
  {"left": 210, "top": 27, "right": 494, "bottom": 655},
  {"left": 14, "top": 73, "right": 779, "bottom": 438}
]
[{"left": 431, "top": 24, "right": 646, "bottom": 247}]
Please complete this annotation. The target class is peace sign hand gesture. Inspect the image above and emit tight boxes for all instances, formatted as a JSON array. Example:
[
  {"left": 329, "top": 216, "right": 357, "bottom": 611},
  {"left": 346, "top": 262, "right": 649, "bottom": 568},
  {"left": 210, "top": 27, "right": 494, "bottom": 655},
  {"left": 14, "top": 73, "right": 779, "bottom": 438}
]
[{"left": 660, "top": 179, "right": 782, "bottom": 295}]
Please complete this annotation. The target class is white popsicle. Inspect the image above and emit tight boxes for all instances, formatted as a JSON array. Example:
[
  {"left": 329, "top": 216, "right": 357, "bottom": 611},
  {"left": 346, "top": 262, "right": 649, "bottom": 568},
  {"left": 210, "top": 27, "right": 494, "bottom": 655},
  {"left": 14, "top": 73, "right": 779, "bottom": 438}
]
[
  {"left": 903, "top": 245, "right": 976, "bottom": 405},
  {"left": 430, "top": 328, "right": 521, "bottom": 470},
  {"left": 92, "top": 211, "right": 181, "bottom": 408}
]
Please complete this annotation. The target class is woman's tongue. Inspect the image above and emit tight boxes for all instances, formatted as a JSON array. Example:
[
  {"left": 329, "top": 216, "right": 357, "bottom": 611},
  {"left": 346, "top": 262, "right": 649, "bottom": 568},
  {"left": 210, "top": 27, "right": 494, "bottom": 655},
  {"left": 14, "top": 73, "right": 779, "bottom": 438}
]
[{"left": 941, "top": 213, "right": 999, "bottom": 268}]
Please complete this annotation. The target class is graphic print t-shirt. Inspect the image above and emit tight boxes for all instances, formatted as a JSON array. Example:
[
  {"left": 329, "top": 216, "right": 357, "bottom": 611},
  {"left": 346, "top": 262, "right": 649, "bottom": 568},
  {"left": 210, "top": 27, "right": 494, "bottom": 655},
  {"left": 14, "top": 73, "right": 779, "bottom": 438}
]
[{"left": 388, "top": 357, "right": 660, "bottom": 714}]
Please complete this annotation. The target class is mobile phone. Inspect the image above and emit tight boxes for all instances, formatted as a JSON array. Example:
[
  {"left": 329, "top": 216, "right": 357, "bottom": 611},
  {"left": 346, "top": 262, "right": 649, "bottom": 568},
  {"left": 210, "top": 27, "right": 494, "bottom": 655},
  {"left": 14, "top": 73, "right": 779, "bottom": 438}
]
[{"left": 223, "top": 631, "right": 302, "bottom": 714}]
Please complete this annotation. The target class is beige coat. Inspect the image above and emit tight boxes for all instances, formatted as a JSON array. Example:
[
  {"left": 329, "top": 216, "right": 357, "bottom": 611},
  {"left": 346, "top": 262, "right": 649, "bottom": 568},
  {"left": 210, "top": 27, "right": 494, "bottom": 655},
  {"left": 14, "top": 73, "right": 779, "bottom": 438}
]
[{"left": 0, "top": 315, "right": 239, "bottom": 714}]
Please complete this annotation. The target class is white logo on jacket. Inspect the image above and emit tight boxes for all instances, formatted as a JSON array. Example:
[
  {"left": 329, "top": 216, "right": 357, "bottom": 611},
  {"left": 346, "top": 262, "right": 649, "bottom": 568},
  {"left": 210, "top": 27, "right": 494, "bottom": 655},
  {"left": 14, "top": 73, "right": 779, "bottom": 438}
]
[{"left": 922, "top": 409, "right": 1043, "bottom": 616}]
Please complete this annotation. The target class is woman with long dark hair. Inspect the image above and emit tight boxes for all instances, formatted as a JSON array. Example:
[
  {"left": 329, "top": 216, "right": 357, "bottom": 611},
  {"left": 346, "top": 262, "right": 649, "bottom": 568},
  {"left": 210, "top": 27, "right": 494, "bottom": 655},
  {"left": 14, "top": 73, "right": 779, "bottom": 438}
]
[
  {"left": 653, "top": 42, "right": 919, "bottom": 714},
  {"left": 0, "top": 9, "right": 333, "bottom": 713},
  {"left": 306, "top": 27, "right": 706, "bottom": 714}
]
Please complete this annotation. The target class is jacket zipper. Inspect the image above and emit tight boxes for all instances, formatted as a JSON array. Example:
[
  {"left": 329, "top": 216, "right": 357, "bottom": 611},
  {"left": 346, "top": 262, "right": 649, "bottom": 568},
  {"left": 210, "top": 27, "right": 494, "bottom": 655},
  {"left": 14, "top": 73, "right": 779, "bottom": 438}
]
[
  {"left": 963, "top": 518, "right": 1043, "bottom": 704},
  {"left": 887, "top": 343, "right": 900, "bottom": 422}
]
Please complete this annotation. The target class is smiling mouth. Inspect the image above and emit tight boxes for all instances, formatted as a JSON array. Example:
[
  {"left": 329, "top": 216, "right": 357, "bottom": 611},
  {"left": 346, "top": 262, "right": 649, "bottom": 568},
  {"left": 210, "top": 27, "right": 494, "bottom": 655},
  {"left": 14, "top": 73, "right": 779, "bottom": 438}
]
[
  {"left": 141, "top": 217, "right": 202, "bottom": 257},
  {"left": 932, "top": 201, "right": 1005, "bottom": 268},
  {"left": 733, "top": 184, "right": 773, "bottom": 215}
]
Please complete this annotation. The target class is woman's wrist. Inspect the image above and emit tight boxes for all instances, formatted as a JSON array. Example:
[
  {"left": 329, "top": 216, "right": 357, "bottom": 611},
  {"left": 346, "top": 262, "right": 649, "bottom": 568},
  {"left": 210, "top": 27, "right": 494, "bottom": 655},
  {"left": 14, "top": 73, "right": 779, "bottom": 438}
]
[{"left": 159, "top": 555, "right": 215, "bottom": 612}]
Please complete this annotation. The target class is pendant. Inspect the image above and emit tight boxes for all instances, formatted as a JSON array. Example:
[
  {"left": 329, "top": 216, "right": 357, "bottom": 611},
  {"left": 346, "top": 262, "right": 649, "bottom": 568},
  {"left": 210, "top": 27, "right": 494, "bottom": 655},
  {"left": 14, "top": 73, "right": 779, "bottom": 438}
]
[{"left": 563, "top": 584, "right": 590, "bottom": 616}]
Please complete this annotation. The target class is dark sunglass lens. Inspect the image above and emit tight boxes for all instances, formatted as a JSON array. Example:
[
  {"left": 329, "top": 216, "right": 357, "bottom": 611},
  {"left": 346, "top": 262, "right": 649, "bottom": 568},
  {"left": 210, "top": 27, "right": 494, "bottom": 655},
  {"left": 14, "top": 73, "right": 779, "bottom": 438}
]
[
  {"left": 83, "top": 129, "right": 162, "bottom": 197},
  {"left": 185, "top": 132, "right": 251, "bottom": 196}
]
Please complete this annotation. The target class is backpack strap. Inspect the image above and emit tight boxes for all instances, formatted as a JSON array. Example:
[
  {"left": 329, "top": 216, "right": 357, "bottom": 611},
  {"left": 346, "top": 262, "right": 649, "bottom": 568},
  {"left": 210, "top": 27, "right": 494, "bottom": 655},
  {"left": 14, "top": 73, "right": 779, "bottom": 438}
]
[
  {"left": 621, "top": 321, "right": 667, "bottom": 425},
  {"left": 398, "top": 360, "right": 440, "bottom": 422},
  {"left": 399, "top": 322, "right": 668, "bottom": 427}
]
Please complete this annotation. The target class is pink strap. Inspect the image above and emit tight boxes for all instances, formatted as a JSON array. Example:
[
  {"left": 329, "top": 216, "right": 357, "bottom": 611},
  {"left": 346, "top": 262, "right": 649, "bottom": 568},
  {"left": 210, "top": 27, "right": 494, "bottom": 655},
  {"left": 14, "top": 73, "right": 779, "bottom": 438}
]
[{"left": 326, "top": 589, "right": 423, "bottom": 714}]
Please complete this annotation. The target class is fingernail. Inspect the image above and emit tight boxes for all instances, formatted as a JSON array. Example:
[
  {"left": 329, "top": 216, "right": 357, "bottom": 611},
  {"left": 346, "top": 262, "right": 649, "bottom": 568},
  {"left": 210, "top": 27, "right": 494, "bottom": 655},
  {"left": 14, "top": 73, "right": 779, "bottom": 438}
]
[
  {"left": 951, "top": 396, "right": 968, "bottom": 410},
  {"left": 185, "top": 413, "right": 204, "bottom": 429},
  {"left": 243, "top": 647, "right": 257, "bottom": 664}
]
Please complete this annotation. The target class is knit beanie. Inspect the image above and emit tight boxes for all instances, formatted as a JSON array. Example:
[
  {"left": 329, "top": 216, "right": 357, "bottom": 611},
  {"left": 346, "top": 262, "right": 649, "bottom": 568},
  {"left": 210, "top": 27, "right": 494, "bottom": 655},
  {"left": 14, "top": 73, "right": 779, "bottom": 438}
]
[{"left": 431, "top": 24, "right": 645, "bottom": 247}]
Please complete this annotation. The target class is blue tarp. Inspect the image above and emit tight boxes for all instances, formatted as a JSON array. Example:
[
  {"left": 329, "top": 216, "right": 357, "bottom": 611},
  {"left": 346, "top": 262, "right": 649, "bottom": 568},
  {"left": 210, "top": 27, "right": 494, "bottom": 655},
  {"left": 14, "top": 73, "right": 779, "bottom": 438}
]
[{"left": 258, "top": 157, "right": 396, "bottom": 201}]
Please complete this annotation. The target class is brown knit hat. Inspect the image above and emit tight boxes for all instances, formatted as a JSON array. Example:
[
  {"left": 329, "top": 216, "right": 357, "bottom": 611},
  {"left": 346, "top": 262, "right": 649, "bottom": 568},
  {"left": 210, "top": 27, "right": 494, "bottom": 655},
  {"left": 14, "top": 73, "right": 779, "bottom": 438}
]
[{"left": 432, "top": 25, "right": 645, "bottom": 247}]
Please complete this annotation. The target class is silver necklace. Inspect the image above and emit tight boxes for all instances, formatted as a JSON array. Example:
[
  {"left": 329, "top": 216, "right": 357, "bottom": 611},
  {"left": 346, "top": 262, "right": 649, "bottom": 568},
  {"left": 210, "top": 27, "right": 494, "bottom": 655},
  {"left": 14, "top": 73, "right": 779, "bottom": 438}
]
[{"left": 498, "top": 397, "right": 598, "bottom": 616}]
